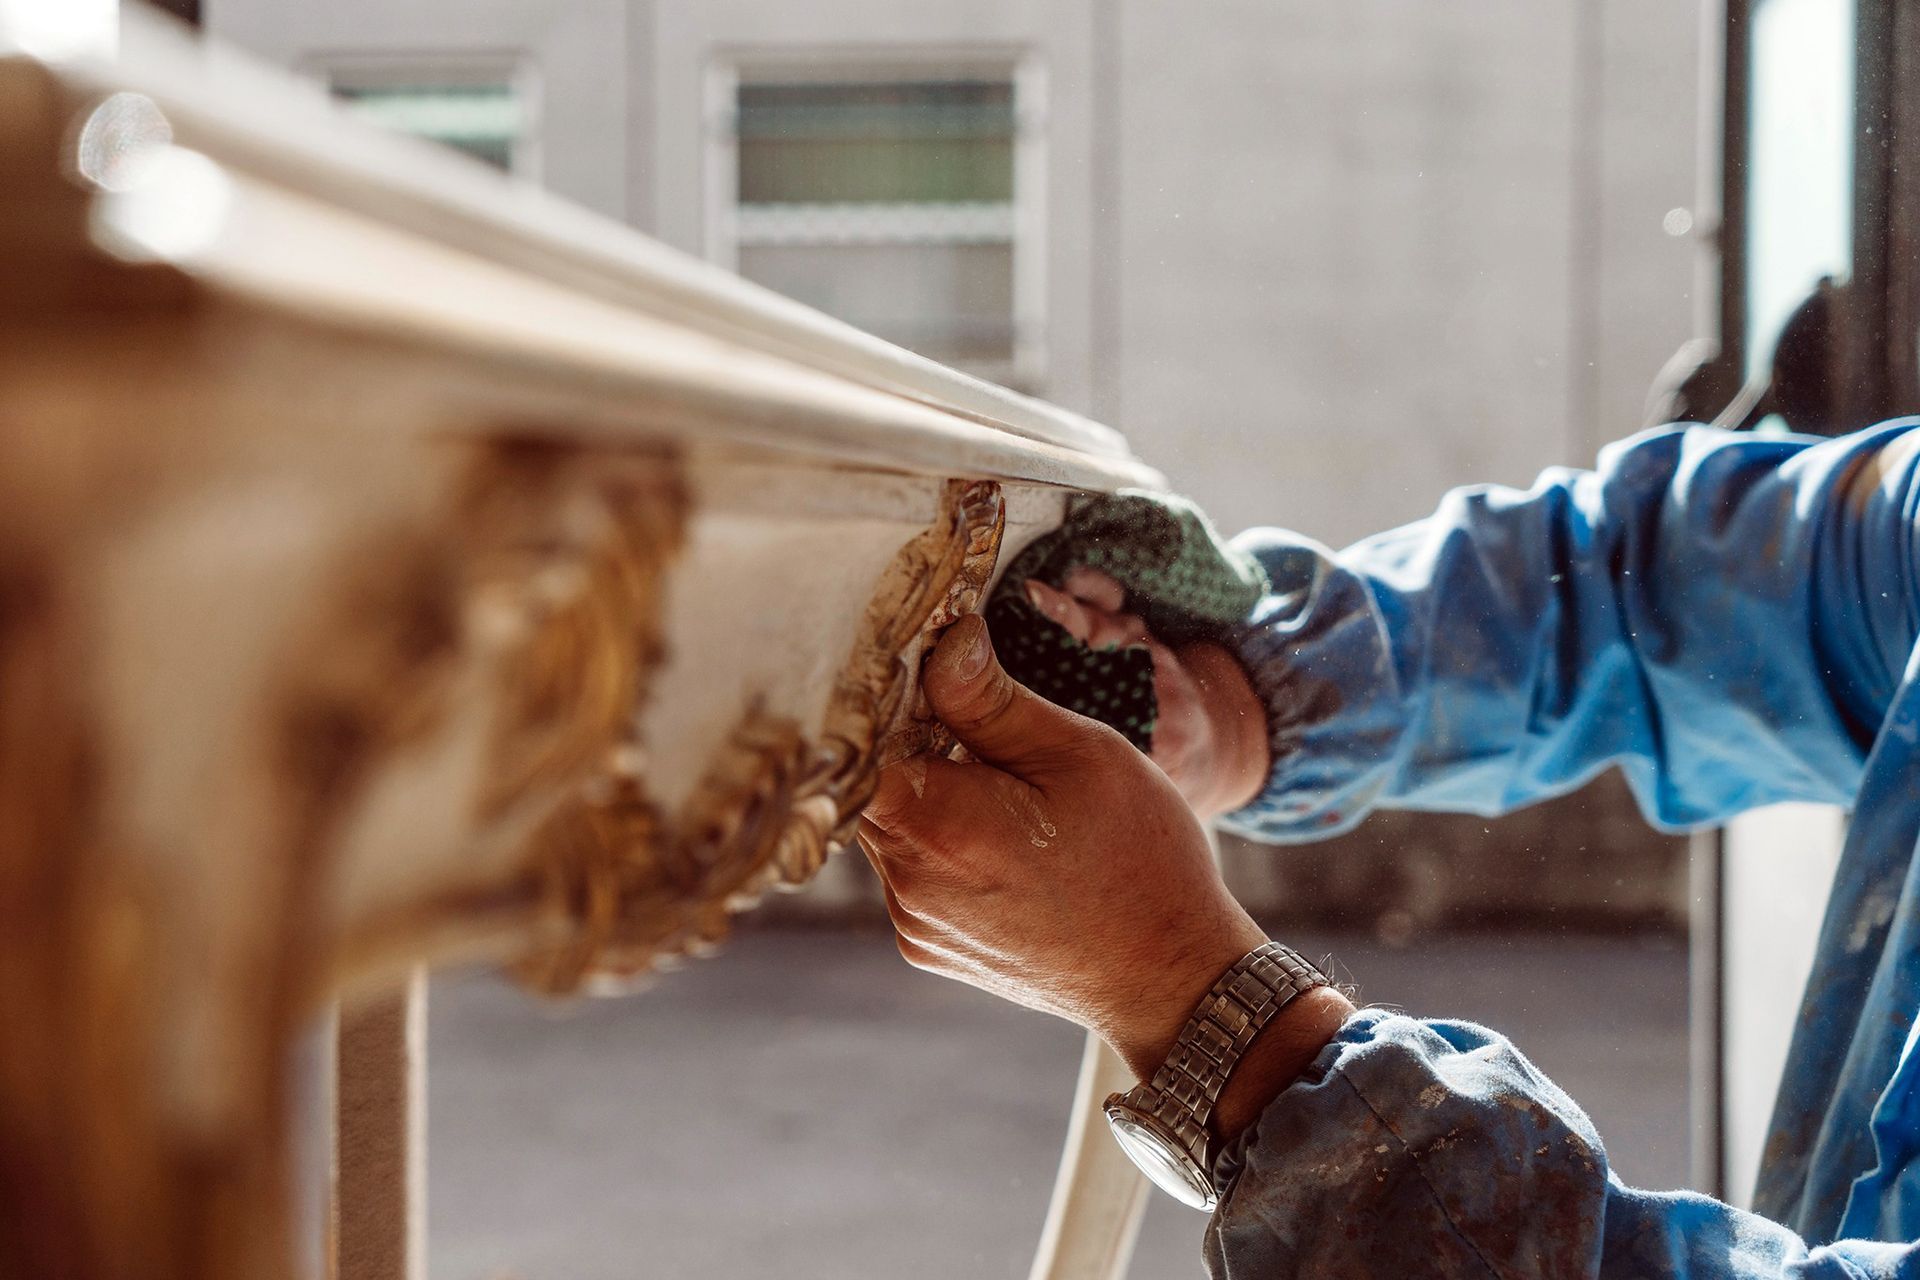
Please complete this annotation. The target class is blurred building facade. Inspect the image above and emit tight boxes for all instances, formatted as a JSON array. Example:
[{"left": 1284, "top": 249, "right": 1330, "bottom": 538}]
[{"left": 201, "top": 0, "right": 1702, "bottom": 932}]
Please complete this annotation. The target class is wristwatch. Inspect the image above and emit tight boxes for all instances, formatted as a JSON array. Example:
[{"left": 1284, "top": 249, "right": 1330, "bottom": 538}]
[{"left": 1103, "top": 942, "right": 1331, "bottom": 1210}]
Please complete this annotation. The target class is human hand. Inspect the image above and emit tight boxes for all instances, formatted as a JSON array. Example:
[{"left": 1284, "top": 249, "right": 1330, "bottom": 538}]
[
  {"left": 1020, "top": 569, "right": 1269, "bottom": 820},
  {"left": 859, "top": 614, "right": 1297, "bottom": 1082}
]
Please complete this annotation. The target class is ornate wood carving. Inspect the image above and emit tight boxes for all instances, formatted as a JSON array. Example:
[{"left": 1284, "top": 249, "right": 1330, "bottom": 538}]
[
  {"left": 0, "top": 27, "right": 1156, "bottom": 1277},
  {"left": 455, "top": 440, "right": 687, "bottom": 996},
  {"left": 0, "top": 390, "right": 1014, "bottom": 1280},
  {"left": 513, "top": 478, "right": 1006, "bottom": 994},
  {"left": 0, "top": 437, "right": 691, "bottom": 1280}
]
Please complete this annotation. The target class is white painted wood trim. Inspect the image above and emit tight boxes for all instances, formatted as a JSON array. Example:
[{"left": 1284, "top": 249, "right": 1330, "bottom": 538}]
[
  {"left": 1027, "top": 1034, "right": 1150, "bottom": 1280},
  {"left": 55, "top": 10, "right": 1147, "bottom": 472}
]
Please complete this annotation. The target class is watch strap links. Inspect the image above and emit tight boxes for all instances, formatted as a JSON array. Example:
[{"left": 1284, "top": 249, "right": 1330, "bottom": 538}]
[
  {"left": 1106, "top": 940, "right": 1332, "bottom": 1199},
  {"left": 1148, "top": 942, "right": 1329, "bottom": 1130},
  {"left": 1103, "top": 943, "right": 1334, "bottom": 1209}
]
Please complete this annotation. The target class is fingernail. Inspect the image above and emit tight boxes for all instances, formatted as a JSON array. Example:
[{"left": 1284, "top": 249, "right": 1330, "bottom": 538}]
[{"left": 952, "top": 623, "right": 990, "bottom": 681}]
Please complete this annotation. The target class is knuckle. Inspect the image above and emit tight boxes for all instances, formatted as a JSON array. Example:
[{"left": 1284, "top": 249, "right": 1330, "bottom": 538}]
[
  {"left": 870, "top": 815, "right": 937, "bottom": 872},
  {"left": 877, "top": 790, "right": 974, "bottom": 869},
  {"left": 1084, "top": 716, "right": 1133, "bottom": 754},
  {"left": 1059, "top": 717, "right": 1131, "bottom": 769},
  {"left": 896, "top": 935, "right": 936, "bottom": 972},
  {"left": 868, "top": 814, "right": 954, "bottom": 867},
  {"left": 886, "top": 849, "right": 967, "bottom": 904},
  {"left": 892, "top": 846, "right": 962, "bottom": 900},
  {"left": 863, "top": 757, "right": 928, "bottom": 831},
  {"left": 872, "top": 812, "right": 923, "bottom": 854},
  {"left": 953, "top": 668, "right": 1018, "bottom": 730},
  {"left": 858, "top": 821, "right": 916, "bottom": 869}
]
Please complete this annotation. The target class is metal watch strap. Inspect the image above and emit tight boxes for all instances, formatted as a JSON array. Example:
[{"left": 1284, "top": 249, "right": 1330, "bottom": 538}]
[{"left": 1127, "top": 943, "right": 1330, "bottom": 1158}]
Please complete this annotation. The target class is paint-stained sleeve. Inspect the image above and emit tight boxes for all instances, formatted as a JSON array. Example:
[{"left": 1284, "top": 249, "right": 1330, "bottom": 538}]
[
  {"left": 1219, "top": 421, "right": 1920, "bottom": 843},
  {"left": 1206, "top": 1010, "right": 1920, "bottom": 1279}
]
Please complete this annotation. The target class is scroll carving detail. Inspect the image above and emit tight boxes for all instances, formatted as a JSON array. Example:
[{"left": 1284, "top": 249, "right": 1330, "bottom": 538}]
[{"left": 516, "top": 479, "right": 1006, "bottom": 993}]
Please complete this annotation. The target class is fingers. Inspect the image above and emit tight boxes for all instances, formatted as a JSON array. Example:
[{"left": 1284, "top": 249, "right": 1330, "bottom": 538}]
[
  {"left": 920, "top": 614, "right": 1118, "bottom": 772},
  {"left": 860, "top": 755, "right": 981, "bottom": 872},
  {"left": 1062, "top": 566, "right": 1127, "bottom": 611},
  {"left": 864, "top": 754, "right": 932, "bottom": 834},
  {"left": 1086, "top": 611, "right": 1151, "bottom": 653},
  {"left": 1024, "top": 579, "right": 1096, "bottom": 642},
  {"left": 1024, "top": 579, "right": 1150, "bottom": 652},
  {"left": 1140, "top": 636, "right": 1205, "bottom": 781},
  {"left": 862, "top": 751, "right": 1048, "bottom": 895},
  {"left": 894, "top": 933, "right": 942, "bottom": 971},
  {"left": 857, "top": 822, "right": 973, "bottom": 975},
  {"left": 871, "top": 855, "right": 929, "bottom": 941}
]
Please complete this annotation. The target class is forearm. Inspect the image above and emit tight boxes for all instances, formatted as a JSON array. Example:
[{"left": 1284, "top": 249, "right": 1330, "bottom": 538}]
[
  {"left": 1207, "top": 1011, "right": 1609, "bottom": 1276},
  {"left": 1205, "top": 984, "right": 1352, "bottom": 1143},
  {"left": 1207, "top": 1013, "right": 1917, "bottom": 1279},
  {"left": 1174, "top": 639, "right": 1272, "bottom": 819},
  {"left": 1221, "top": 423, "right": 1920, "bottom": 844}
]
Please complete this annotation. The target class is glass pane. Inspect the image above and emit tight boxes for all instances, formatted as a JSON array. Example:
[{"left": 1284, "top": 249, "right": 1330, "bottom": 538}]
[
  {"left": 334, "top": 84, "right": 521, "bottom": 172},
  {"left": 735, "top": 201, "right": 1015, "bottom": 247},
  {"left": 1745, "top": 0, "right": 1855, "bottom": 378},
  {"left": 730, "top": 74, "right": 1024, "bottom": 382},
  {"left": 739, "top": 241, "right": 1015, "bottom": 371},
  {"left": 737, "top": 81, "right": 1014, "bottom": 205}
]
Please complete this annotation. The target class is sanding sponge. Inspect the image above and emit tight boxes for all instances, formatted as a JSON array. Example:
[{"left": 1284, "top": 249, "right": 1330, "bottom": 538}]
[{"left": 984, "top": 490, "right": 1269, "bottom": 752}]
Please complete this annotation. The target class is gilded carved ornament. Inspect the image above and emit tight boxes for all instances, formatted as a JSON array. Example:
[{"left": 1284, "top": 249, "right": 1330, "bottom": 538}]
[{"left": 507, "top": 477, "right": 1007, "bottom": 995}]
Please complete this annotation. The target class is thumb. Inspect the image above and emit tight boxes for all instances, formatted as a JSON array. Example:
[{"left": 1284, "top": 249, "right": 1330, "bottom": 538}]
[{"left": 922, "top": 614, "right": 1111, "bottom": 773}]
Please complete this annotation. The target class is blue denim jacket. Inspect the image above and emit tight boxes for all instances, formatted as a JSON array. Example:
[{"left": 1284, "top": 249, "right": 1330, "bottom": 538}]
[{"left": 1212, "top": 422, "right": 1920, "bottom": 1276}]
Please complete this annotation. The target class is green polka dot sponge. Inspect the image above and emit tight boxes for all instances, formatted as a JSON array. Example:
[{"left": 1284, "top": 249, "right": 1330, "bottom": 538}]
[{"left": 984, "top": 490, "right": 1270, "bottom": 753}]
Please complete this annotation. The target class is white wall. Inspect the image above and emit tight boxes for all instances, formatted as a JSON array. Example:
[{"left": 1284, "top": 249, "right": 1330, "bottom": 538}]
[
  {"left": 206, "top": 0, "right": 1701, "bottom": 549},
  {"left": 1104, "top": 0, "right": 1700, "bottom": 547},
  {"left": 204, "top": 0, "right": 630, "bottom": 218},
  {"left": 202, "top": 0, "right": 1702, "bottom": 931}
]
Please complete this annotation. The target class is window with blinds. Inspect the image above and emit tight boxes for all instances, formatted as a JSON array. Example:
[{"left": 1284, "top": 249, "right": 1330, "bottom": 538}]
[
  {"left": 721, "top": 72, "right": 1039, "bottom": 389},
  {"left": 331, "top": 74, "right": 525, "bottom": 174}
]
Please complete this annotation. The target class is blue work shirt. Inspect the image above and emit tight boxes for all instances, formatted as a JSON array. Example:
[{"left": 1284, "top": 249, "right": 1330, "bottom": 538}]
[{"left": 1212, "top": 422, "right": 1920, "bottom": 1276}]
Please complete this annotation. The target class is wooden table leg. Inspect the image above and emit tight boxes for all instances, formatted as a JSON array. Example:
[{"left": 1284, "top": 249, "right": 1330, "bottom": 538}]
[
  {"left": 1026, "top": 1032, "right": 1149, "bottom": 1280},
  {"left": 1031, "top": 829, "right": 1240, "bottom": 1278},
  {"left": 332, "top": 970, "right": 427, "bottom": 1280}
]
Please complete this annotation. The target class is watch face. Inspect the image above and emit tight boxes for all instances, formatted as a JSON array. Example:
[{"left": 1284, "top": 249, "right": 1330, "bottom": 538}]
[{"left": 1104, "top": 1105, "right": 1217, "bottom": 1210}]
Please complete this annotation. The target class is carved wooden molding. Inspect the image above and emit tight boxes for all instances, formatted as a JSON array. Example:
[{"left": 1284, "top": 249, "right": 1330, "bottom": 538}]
[
  {"left": 0, "top": 427, "right": 1006, "bottom": 1279},
  {"left": 514, "top": 478, "right": 1006, "bottom": 994},
  {"left": 0, "top": 21, "right": 1162, "bottom": 1280}
]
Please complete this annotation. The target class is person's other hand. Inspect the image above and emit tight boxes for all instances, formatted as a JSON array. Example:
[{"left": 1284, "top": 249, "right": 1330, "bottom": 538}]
[
  {"left": 1021, "top": 569, "right": 1269, "bottom": 820},
  {"left": 859, "top": 615, "right": 1347, "bottom": 1092}
]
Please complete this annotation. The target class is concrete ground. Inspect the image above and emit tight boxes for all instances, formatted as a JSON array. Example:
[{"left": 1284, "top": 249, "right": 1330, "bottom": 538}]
[{"left": 427, "top": 926, "right": 1689, "bottom": 1280}]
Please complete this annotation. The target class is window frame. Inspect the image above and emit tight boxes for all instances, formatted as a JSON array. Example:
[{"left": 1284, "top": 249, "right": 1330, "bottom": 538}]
[
  {"left": 703, "top": 48, "right": 1050, "bottom": 392},
  {"left": 306, "top": 51, "right": 544, "bottom": 183}
]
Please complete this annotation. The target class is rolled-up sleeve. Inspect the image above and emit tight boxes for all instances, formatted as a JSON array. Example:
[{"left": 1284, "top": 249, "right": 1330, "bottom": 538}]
[
  {"left": 1207, "top": 1013, "right": 1920, "bottom": 1278},
  {"left": 1220, "top": 422, "right": 1920, "bottom": 843}
]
